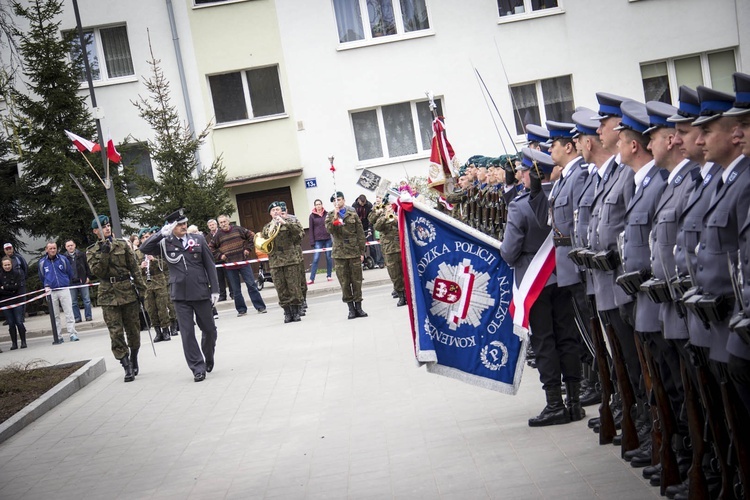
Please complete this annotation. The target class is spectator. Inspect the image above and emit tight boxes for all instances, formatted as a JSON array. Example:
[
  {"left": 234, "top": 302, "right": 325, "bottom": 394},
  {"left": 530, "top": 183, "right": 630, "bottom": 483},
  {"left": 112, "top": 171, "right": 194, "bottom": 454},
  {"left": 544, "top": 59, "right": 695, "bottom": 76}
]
[
  {"left": 307, "top": 199, "right": 333, "bottom": 284},
  {"left": 207, "top": 219, "right": 229, "bottom": 301},
  {"left": 3, "top": 243, "right": 28, "bottom": 313},
  {"left": 38, "top": 241, "right": 79, "bottom": 342},
  {"left": 0, "top": 255, "right": 27, "bottom": 349},
  {"left": 64, "top": 239, "right": 93, "bottom": 323},
  {"left": 355, "top": 194, "right": 384, "bottom": 268}
]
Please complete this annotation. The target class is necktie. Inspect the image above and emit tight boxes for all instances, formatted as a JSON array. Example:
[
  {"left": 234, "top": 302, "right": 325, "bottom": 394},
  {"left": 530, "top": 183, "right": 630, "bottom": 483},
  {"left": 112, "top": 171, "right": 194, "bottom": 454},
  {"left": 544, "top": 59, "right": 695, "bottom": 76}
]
[
  {"left": 716, "top": 177, "right": 724, "bottom": 192},
  {"left": 181, "top": 238, "right": 187, "bottom": 248}
]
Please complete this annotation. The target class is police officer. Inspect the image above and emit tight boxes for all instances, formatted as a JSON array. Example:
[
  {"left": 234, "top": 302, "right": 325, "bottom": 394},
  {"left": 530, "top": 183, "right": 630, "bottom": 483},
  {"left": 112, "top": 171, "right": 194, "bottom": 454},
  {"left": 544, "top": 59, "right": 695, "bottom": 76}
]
[
  {"left": 141, "top": 209, "right": 219, "bottom": 382},
  {"left": 501, "top": 147, "right": 583, "bottom": 427},
  {"left": 325, "top": 191, "right": 367, "bottom": 319},
  {"left": 262, "top": 201, "right": 305, "bottom": 323},
  {"left": 87, "top": 215, "right": 146, "bottom": 382},
  {"left": 136, "top": 228, "right": 172, "bottom": 342}
]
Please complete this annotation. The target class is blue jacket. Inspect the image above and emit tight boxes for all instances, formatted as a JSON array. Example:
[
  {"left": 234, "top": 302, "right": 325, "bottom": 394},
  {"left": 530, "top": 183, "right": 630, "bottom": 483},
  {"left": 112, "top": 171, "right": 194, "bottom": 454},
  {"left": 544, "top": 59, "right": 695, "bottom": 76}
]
[{"left": 38, "top": 253, "right": 74, "bottom": 289}]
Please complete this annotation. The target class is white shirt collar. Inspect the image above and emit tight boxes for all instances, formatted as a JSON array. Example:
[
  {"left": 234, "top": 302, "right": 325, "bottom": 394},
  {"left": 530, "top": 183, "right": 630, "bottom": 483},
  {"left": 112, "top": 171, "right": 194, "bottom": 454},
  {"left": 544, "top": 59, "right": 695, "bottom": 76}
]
[
  {"left": 700, "top": 162, "right": 714, "bottom": 179},
  {"left": 633, "top": 160, "right": 656, "bottom": 190},
  {"left": 667, "top": 158, "right": 691, "bottom": 184},
  {"left": 587, "top": 163, "right": 597, "bottom": 175},
  {"left": 561, "top": 156, "right": 582, "bottom": 179},
  {"left": 722, "top": 155, "right": 746, "bottom": 182},
  {"left": 598, "top": 155, "right": 616, "bottom": 177}
]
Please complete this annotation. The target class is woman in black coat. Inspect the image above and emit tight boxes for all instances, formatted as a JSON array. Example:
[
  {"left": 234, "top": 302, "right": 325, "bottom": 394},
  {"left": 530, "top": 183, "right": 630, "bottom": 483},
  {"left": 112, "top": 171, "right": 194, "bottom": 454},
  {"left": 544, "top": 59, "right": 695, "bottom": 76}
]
[{"left": 1, "top": 255, "right": 27, "bottom": 349}]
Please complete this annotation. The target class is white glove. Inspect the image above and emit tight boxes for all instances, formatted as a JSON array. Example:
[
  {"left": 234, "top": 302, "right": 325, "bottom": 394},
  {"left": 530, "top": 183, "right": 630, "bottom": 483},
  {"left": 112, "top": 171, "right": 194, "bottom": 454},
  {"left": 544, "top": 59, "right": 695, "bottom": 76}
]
[
  {"left": 211, "top": 293, "right": 219, "bottom": 307},
  {"left": 161, "top": 220, "right": 178, "bottom": 237}
]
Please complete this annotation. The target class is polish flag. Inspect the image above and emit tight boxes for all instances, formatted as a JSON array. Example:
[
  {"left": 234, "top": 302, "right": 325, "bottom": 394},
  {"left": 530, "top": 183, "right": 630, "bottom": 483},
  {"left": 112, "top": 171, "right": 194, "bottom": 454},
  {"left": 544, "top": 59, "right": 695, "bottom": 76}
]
[
  {"left": 65, "top": 130, "right": 100, "bottom": 153},
  {"left": 508, "top": 231, "right": 556, "bottom": 330},
  {"left": 106, "top": 134, "right": 121, "bottom": 164}
]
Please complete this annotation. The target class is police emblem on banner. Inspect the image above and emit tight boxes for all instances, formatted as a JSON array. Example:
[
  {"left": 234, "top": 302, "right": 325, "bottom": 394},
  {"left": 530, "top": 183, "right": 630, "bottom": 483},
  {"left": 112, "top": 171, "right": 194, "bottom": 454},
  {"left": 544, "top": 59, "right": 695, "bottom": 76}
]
[{"left": 399, "top": 199, "right": 526, "bottom": 395}]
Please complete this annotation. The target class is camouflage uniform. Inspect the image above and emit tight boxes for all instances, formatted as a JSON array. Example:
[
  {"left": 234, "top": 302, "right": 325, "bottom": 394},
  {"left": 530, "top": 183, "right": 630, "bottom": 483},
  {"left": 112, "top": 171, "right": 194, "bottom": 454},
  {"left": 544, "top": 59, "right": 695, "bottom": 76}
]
[
  {"left": 135, "top": 249, "right": 171, "bottom": 329},
  {"left": 88, "top": 239, "right": 146, "bottom": 360},
  {"left": 370, "top": 209, "right": 405, "bottom": 301},
  {"left": 325, "top": 206, "right": 366, "bottom": 303},
  {"left": 444, "top": 185, "right": 468, "bottom": 224},
  {"left": 264, "top": 217, "right": 305, "bottom": 308}
]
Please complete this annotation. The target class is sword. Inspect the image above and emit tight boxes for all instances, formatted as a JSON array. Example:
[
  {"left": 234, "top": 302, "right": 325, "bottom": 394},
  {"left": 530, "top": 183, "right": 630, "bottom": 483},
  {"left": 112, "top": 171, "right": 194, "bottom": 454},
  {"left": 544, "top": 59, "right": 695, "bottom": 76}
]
[
  {"left": 69, "top": 173, "right": 156, "bottom": 356},
  {"left": 570, "top": 296, "right": 596, "bottom": 358},
  {"left": 132, "top": 285, "right": 157, "bottom": 357},
  {"left": 728, "top": 252, "right": 747, "bottom": 316}
]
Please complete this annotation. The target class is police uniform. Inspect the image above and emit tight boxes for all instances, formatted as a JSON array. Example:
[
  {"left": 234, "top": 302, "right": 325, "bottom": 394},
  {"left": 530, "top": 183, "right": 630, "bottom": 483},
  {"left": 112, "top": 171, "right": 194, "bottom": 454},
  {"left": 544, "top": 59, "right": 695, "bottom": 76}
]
[
  {"left": 140, "top": 209, "right": 220, "bottom": 382},
  {"left": 325, "top": 192, "right": 368, "bottom": 319},
  {"left": 501, "top": 147, "right": 583, "bottom": 427},
  {"left": 87, "top": 215, "right": 147, "bottom": 382},
  {"left": 264, "top": 201, "right": 305, "bottom": 323}
]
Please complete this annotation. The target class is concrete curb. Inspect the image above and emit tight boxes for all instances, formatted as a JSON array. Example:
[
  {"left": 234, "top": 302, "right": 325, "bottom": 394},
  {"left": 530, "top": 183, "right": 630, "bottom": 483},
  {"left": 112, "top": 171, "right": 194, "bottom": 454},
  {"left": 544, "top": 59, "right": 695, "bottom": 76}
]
[{"left": 0, "top": 357, "right": 107, "bottom": 445}]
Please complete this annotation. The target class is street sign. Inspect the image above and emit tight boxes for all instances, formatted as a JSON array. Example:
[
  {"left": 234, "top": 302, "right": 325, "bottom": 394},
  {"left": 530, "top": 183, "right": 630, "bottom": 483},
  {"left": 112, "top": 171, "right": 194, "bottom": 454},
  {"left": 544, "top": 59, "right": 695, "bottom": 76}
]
[{"left": 305, "top": 177, "right": 317, "bottom": 188}]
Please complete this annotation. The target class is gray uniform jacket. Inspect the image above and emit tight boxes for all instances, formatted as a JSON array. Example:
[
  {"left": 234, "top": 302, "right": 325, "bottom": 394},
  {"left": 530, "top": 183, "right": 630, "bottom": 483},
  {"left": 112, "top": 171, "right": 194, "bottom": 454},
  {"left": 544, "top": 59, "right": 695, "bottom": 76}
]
[
  {"left": 621, "top": 162, "right": 667, "bottom": 331},
  {"left": 675, "top": 163, "right": 722, "bottom": 348},
  {"left": 695, "top": 156, "right": 750, "bottom": 362},
  {"left": 651, "top": 160, "right": 701, "bottom": 340},
  {"left": 590, "top": 158, "right": 635, "bottom": 311},
  {"left": 732, "top": 199, "right": 750, "bottom": 360},
  {"left": 550, "top": 157, "right": 588, "bottom": 287},
  {"left": 575, "top": 165, "right": 599, "bottom": 295},
  {"left": 501, "top": 185, "right": 554, "bottom": 287},
  {"left": 140, "top": 233, "right": 219, "bottom": 302}
]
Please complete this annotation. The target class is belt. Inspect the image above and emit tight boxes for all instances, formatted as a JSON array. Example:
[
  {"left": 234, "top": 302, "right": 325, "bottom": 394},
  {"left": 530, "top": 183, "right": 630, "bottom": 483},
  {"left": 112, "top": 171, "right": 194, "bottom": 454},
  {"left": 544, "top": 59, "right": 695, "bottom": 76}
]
[
  {"left": 553, "top": 235, "right": 572, "bottom": 247},
  {"left": 108, "top": 275, "right": 131, "bottom": 283}
]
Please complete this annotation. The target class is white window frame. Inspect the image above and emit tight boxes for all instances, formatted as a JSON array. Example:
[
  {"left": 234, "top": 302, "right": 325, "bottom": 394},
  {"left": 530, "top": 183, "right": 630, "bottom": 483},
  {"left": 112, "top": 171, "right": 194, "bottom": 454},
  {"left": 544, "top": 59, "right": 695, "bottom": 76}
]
[
  {"left": 497, "top": 0, "right": 564, "bottom": 24},
  {"left": 208, "top": 65, "right": 287, "bottom": 129},
  {"left": 66, "top": 24, "right": 136, "bottom": 86},
  {"left": 192, "top": 0, "right": 250, "bottom": 9},
  {"left": 640, "top": 48, "right": 738, "bottom": 104},
  {"left": 509, "top": 75, "right": 574, "bottom": 139},
  {"left": 334, "top": 0, "right": 435, "bottom": 51},
  {"left": 350, "top": 97, "right": 441, "bottom": 167}
]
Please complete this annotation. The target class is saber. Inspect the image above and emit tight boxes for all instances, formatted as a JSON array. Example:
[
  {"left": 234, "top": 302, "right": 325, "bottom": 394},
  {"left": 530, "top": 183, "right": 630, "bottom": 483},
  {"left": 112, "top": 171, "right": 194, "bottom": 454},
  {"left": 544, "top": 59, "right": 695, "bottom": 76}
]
[
  {"left": 133, "top": 285, "right": 157, "bottom": 357},
  {"left": 570, "top": 296, "right": 596, "bottom": 358},
  {"left": 69, "top": 173, "right": 156, "bottom": 356},
  {"left": 473, "top": 68, "right": 519, "bottom": 155}
]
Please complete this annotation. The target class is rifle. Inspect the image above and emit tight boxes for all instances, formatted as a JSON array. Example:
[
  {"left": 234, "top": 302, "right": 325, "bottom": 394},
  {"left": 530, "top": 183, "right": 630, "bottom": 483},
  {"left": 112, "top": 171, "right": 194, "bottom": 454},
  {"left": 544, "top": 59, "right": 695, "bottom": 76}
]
[
  {"left": 680, "top": 355, "right": 709, "bottom": 500},
  {"left": 718, "top": 365, "right": 750, "bottom": 500},
  {"left": 603, "top": 322, "right": 640, "bottom": 455},
  {"left": 633, "top": 334, "right": 659, "bottom": 466},
  {"left": 587, "top": 304, "right": 616, "bottom": 444}
]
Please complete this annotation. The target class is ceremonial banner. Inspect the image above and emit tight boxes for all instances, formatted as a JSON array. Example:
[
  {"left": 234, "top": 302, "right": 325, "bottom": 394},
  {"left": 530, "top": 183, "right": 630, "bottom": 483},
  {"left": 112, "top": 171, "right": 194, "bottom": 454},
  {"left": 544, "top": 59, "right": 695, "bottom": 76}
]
[{"left": 399, "top": 198, "right": 526, "bottom": 394}]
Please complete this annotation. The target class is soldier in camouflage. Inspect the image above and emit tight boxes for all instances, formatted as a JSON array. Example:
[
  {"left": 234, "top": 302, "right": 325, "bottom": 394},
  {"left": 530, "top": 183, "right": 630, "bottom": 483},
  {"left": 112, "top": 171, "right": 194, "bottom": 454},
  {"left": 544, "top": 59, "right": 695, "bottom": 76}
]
[
  {"left": 87, "top": 215, "right": 147, "bottom": 382},
  {"left": 280, "top": 201, "right": 308, "bottom": 317},
  {"left": 263, "top": 201, "right": 305, "bottom": 323},
  {"left": 135, "top": 228, "right": 172, "bottom": 342},
  {"left": 369, "top": 198, "right": 406, "bottom": 307},
  {"left": 325, "top": 191, "right": 368, "bottom": 319}
]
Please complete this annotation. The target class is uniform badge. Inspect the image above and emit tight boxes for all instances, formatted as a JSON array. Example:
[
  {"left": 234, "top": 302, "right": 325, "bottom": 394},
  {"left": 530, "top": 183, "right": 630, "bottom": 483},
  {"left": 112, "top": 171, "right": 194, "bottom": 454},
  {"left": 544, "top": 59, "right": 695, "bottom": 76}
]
[
  {"left": 729, "top": 171, "right": 738, "bottom": 183},
  {"left": 703, "top": 173, "right": 712, "bottom": 186},
  {"left": 643, "top": 176, "right": 651, "bottom": 187},
  {"left": 674, "top": 175, "right": 683, "bottom": 185}
]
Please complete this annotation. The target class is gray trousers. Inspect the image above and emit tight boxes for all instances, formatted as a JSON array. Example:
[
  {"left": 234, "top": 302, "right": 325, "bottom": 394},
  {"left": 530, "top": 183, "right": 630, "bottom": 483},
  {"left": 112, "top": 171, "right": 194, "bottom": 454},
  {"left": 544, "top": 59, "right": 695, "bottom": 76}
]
[{"left": 174, "top": 300, "right": 217, "bottom": 375}]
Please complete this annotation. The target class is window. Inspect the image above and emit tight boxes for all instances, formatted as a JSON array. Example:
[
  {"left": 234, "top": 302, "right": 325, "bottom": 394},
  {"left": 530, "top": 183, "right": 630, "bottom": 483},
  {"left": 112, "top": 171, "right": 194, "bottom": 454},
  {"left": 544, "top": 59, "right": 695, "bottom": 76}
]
[
  {"left": 121, "top": 143, "right": 153, "bottom": 198},
  {"left": 497, "top": 0, "right": 561, "bottom": 20},
  {"left": 68, "top": 25, "right": 135, "bottom": 83},
  {"left": 510, "top": 76, "right": 573, "bottom": 135},
  {"left": 333, "top": 0, "right": 430, "bottom": 44},
  {"left": 351, "top": 98, "right": 442, "bottom": 162},
  {"left": 208, "top": 65, "right": 285, "bottom": 125},
  {"left": 640, "top": 49, "right": 737, "bottom": 104}
]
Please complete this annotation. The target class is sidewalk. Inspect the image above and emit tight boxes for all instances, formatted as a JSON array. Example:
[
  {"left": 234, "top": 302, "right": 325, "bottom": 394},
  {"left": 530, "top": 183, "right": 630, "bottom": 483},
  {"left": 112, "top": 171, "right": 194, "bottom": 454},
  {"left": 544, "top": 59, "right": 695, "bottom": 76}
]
[{"left": 0, "top": 268, "right": 658, "bottom": 499}]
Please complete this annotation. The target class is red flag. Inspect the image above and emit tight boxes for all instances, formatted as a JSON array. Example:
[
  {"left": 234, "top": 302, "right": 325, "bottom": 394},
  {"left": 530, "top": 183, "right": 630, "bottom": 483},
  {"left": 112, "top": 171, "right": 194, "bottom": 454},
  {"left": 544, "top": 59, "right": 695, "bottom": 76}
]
[
  {"left": 65, "top": 130, "right": 100, "bottom": 153},
  {"left": 427, "top": 116, "right": 458, "bottom": 193},
  {"left": 508, "top": 232, "right": 556, "bottom": 330},
  {"left": 107, "top": 134, "right": 121, "bottom": 164}
]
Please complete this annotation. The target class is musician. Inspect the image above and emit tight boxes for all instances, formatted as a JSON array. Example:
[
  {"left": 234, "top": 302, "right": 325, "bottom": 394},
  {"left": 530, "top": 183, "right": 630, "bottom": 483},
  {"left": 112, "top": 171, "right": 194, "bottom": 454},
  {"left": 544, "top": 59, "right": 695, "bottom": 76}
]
[
  {"left": 325, "top": 191, "right": 367, "bottom": 319},
  {"left": 262, "top": 201, "right": 305, "bottom": 323},
  {"left": 141, "top": 209, "right": 219, "bottom": 382},
  {"left": 280, "top": 201, "right": 308, "bottom": 315},
  {"left": 369, "top": 196, "right": 405, "bottom": 307},
  {"left": 135, "top": 227, "right": 172, "bottom": 342}
]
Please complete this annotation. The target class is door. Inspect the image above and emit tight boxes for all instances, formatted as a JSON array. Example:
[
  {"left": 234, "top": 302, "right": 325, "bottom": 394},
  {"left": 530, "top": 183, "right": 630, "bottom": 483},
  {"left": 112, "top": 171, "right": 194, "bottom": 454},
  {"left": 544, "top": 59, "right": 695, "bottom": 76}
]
[{"left": 236, "top": 187, "right": 294, "bottom": 233}]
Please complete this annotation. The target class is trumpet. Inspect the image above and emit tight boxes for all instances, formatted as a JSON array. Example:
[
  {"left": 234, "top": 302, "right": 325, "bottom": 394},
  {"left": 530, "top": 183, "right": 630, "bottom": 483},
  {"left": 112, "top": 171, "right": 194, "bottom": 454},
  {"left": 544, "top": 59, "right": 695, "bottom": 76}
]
[{"left": 254, "top": 218, "right": 282, "bottom": 253}]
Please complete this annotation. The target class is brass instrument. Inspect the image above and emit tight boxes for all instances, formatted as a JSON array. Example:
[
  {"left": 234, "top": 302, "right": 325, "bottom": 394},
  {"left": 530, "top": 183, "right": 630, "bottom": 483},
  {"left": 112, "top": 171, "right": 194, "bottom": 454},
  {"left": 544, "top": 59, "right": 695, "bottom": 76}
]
[
  {"left": 254, "top": 217, "right": 282, "bottom": 253},
  {"left": 144, "top": 255, "right": 151, "bottom": 282}
]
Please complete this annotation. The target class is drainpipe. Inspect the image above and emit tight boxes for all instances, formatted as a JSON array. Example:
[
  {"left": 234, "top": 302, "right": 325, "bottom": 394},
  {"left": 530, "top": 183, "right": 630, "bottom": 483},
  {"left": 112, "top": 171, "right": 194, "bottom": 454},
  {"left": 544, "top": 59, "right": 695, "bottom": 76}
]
[{"left": 165, "top": 0, "right": 202, "bottom": 174}]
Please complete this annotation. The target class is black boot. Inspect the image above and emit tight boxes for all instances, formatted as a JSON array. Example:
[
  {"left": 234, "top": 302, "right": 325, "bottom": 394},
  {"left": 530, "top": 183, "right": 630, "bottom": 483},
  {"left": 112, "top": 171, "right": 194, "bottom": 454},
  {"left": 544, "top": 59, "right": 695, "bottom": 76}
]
[
  {"left": 130, "top": 348, "right": 139, "bottom": 376},
  {"left": 9, "top": 324, "right": 18, "bottom": 350},
  {"left": 347, "top": 302, "right": 357, "bottom": 320},
  {"left": 283, "top": 306, "right": 293, "bottom": 323},
  {"left": 529, "top": 386, "right": 571, "bottom": 427},
  {"left": 291, "top": 305, "right": 301, "bottom": 322},
  {"left": 153, "top": 326, "right": 164, "bottom": 343},
  {"left": 120, "top": 355, "right": 135, "bottom": 382},
  {"left": 391, "top": 289, "right": 398, "bottom": 298},
  {"left": 354, "top": 301, "right": 368, "bottom": 317},
  {"left": 161, "top": 325, "right": 171, "bottom": 341},
  {"left": 396, "top": 291, "right": 407, "bottom": 307},
  {"left": 299, "top": 300, "right": 306, "bottom": 317},
  {"left": 18, "top": 325, "right": 27, "bottom": 348},
  {"left": 566, "top": 381, "right": 586, "bottom": 422},
  {"left": 171, "top": 320, "right": 179, "bottom": 336}
]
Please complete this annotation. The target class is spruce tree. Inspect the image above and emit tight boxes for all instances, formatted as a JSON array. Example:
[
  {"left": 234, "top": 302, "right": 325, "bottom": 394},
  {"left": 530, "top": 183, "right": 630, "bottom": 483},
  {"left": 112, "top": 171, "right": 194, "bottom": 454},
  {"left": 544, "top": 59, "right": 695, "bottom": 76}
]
[
  {"left": 10, "top": 0, "right": 131, "bottom": 246},
  {"left": 132, "top": 41, "right": 232, "bottom": 230}
]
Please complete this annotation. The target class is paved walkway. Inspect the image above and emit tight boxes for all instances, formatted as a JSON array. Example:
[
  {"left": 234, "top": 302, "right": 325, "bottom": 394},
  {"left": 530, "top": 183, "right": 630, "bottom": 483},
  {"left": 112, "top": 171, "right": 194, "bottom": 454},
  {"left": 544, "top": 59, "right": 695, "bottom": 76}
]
[{"left": 0, "top": 269, "right": 658, "bottom": 499}]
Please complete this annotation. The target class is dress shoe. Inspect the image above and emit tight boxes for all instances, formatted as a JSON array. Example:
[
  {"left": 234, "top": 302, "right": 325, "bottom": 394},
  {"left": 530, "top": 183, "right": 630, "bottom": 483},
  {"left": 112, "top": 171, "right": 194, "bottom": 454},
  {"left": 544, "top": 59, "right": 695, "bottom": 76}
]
[
  {"left": 630, "top": 451, "right": 653, "bottom": 468},
  {"left": 649, "top": 473, "right": 661, "bottom": 487},
  {"left": 624, "top": 440, "right": 651, "bottom": 462},
  {"left": 194, "top": 372, "right": 206, "bottom": 382},
  {"left": 579, "top": 385, "right": 602, "bottom": 407},
  {"left": 206, "top": 361, "right": 214, "bottom": 373},
  {"left": 665, "top": 480, "right": 688, "bottom": 499},
  {"left": 613, "top": 434, "right": 622, "bottom": 446},
  {"left": 588, "top": 417, "right": 600, "bottom": 429},
  {"left": 257, "top": 308, "right": 267, "bottom": 314},
  {"left": 642, "top": 462, "right": 661, "bottom": 479}
]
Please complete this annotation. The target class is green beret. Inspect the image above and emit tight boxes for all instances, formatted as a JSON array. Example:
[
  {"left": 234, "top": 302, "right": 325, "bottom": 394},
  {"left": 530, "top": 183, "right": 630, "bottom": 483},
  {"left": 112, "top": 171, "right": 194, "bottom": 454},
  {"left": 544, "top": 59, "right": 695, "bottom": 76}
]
[
  {"left": 279, "top": 201, "right": 287, "bottom": 211},
  {"left": 150, "top": 226, "right": 160, "bottom": 233},
  {"left": 138, "top": 227, "right": 151, "bottom": 239},
  {"left": 330, "top": 191, "right": 344, "bottom": 202},
  {"left": 268, "top": 201, "right": 282, "bottom": 213},
  {"left": 91, "top": 215, "right": 109, "bottom": 230}
]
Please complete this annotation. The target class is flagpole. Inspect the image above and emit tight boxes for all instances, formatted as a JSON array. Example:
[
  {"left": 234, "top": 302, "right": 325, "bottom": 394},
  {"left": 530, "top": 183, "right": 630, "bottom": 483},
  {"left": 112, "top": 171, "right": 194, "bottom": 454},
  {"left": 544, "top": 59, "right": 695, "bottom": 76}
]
[
  {"left": 72, "top": 0, "right": 122, "bottom": 238},
  {"left": 77, "top": 150, "right": 106, "bottom": 187}
]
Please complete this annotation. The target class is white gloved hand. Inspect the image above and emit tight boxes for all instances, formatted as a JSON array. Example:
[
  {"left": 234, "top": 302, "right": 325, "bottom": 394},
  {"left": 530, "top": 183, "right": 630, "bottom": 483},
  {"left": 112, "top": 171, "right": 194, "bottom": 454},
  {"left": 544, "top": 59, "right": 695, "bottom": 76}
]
[
  {"left": 161, "top": 220, "right": 178, "bottom": 237},
  {"left": 211, "top": 293, "right": 219, "bottom": 307}
]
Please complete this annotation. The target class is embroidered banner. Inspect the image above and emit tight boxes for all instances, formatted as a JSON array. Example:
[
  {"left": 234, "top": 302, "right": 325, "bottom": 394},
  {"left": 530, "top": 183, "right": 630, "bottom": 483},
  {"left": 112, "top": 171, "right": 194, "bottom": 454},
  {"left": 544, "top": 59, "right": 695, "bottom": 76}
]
[{"left": 399, "top": 199, "right": 526, "bottom": 394}]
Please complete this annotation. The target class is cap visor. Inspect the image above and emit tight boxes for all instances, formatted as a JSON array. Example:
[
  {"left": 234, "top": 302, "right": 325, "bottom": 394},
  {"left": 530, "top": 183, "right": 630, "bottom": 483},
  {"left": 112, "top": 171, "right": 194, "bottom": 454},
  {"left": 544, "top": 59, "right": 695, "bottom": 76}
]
[
  {"left": 692, "top": 114, "right": 721, "bottom": 126},
  {"left": 642, "top": 125, "right": 658, "bottom": 135},
  {"left": 724, "top": 106, "right": 750, "bottom": 117},
  {"left": 666, "top": 114, "right": 695, "bottom": 123}
]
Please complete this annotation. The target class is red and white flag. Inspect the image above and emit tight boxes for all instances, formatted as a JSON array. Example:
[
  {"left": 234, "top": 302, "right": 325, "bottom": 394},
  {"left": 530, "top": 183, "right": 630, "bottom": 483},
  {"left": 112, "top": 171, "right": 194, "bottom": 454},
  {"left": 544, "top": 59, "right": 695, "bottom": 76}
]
[
  {"left": 427, "top": 116, "right": 458, "bottom": 193},
  {"left": 508, "top": 231, "right": 556, "bottom": 330},
  {"left": 65, "top": 130, "right": 100, "bottom": 153},
  {"left": 106, "top": 133, "right": 121, "bottom": 164}
]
